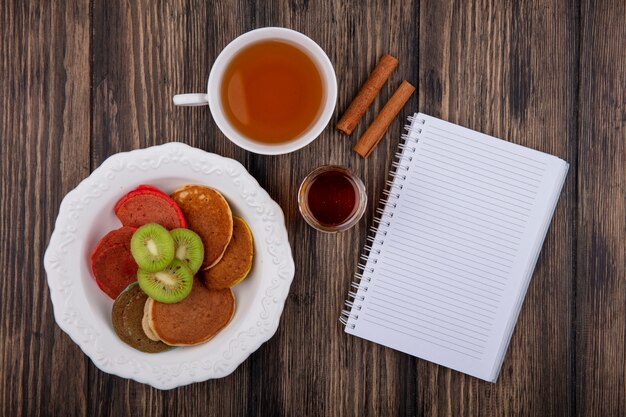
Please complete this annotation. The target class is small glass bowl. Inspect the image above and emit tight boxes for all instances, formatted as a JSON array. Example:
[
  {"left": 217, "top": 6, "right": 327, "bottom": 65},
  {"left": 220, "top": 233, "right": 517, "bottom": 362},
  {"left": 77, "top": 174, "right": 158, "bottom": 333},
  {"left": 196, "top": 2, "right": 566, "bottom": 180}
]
[{"left": 298, "top": 165, "right": 367, "bottom": 233}]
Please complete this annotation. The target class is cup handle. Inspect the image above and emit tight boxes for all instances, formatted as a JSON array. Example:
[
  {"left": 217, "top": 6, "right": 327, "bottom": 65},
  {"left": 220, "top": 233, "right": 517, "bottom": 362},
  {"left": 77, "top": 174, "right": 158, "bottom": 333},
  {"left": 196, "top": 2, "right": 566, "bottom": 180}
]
[{"left": 172, "top": 93, "right": 209, "bottom": 107}]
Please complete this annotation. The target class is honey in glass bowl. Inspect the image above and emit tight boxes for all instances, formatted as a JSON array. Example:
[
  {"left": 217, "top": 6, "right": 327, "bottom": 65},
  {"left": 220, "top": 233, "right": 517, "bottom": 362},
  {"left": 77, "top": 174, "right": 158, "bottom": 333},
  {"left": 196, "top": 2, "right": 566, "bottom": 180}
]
[{"left": 298, "top": 166, "right": 367, "bottom": 232}]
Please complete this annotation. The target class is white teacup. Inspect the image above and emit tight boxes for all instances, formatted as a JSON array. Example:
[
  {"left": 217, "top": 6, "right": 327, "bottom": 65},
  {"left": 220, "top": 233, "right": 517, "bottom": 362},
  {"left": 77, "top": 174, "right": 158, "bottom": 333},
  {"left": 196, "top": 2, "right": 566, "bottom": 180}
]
[{"left": 173, "top": 27, "right": 337, "bottom": 155}]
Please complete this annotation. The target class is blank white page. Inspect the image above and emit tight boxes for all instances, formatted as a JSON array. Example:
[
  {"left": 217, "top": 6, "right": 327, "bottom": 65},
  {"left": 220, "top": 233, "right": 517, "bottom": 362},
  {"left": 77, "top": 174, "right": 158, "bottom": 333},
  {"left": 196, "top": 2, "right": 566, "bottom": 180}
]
[{"left": 343, "top": 113, "right": 568, "bottom": 382}]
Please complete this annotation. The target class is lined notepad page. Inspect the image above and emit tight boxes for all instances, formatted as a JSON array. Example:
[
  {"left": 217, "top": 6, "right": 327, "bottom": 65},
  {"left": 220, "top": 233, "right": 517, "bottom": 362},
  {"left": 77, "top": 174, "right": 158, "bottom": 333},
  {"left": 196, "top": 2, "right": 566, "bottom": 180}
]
[{"left": 344, "top": 113, "right": 568, "bottom": 382}]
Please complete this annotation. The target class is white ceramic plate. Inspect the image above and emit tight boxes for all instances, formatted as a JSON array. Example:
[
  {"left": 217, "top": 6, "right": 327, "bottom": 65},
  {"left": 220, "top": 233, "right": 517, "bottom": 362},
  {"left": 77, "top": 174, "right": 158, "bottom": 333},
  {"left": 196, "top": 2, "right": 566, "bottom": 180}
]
[{"left": 43, "top": 142, "right": 295, "bottom": 390}]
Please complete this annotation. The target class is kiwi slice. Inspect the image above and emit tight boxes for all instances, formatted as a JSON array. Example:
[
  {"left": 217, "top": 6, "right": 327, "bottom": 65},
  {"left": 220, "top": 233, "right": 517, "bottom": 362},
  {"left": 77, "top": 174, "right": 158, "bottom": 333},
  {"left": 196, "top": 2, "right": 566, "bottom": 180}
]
[
  {"left": 137, "top": 259, "right": 193, "bottom": 303},
  {"left": 130, "top": 224, "right": 175, "bottom": 272},
  {"left": 170, "top": 228, "right": 204, "bottom": 274}
]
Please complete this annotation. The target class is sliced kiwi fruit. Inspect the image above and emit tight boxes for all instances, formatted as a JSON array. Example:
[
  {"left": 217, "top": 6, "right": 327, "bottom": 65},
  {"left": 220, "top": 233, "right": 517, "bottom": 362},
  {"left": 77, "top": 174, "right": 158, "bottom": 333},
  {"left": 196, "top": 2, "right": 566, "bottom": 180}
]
[
  {"left": 130, "top": 224, "right": 175, "bottom": 272},
  {"left": 170, "top": 228, "right": 204, "bottom": 274},
  {"left": 137, "top": 259, "right": 193, "bottom": 303}
]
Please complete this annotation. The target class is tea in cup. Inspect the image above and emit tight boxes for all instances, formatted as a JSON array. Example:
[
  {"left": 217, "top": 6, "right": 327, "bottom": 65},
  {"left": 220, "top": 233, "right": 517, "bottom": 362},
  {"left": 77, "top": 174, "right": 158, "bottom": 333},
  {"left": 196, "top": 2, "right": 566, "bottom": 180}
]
[{"left": 174, "top": 27, "right": 337, "bottom": 155}]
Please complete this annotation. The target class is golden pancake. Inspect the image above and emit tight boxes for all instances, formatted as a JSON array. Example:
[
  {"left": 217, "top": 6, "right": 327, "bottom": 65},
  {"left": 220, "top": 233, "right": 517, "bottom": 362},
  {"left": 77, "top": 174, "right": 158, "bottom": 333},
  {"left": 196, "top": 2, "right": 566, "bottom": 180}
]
[
  {"left": 142, "top": 299, "right": 161, "bottom": 341},
  {"left": 147, "top": 278, "right": 235, "bottom": 346},
  {"left": 111, "top": 283, "right": 170, "bottom": 353},
  {"left": 171, "top": 185, "right": 233, "bottom": 269},
  {"left": 203, "top": 217, "right": 254, "bottom": 289}
]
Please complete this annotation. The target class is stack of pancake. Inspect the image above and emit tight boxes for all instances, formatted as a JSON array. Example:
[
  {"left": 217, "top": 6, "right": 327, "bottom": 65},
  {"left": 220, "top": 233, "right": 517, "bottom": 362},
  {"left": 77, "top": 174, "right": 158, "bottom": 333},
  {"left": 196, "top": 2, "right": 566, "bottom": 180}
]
[{"left": 111, "top": 185, "right": 254, "bottom": 352}]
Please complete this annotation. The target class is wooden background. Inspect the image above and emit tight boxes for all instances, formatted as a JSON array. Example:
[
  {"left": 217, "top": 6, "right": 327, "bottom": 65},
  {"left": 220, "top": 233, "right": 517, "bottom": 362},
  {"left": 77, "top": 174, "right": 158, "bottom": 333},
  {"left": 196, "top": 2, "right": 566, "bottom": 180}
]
[{"left": 1, "top": 0, "right": 624, "bottom": 416}]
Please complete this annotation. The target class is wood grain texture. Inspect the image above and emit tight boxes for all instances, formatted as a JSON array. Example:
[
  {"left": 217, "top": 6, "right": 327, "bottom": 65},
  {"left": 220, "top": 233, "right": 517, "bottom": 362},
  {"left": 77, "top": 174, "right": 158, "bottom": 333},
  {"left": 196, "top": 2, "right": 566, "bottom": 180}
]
[
  {"left": 1, "top": 0, "right": 624, "bottom": 416},
  {"left": 576, "top": 0, "right": 626, "bottom": 416},
  {"left": 0, "top": 1, "right": 91, "bottom": 416}
]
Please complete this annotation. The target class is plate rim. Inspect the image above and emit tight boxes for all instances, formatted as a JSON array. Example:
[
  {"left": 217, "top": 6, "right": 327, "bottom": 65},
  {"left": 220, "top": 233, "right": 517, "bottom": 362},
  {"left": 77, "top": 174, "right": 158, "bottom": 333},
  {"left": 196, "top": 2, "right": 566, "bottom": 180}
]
[{"left": 43, "top": 142, "right": 295, "bottom": 389}]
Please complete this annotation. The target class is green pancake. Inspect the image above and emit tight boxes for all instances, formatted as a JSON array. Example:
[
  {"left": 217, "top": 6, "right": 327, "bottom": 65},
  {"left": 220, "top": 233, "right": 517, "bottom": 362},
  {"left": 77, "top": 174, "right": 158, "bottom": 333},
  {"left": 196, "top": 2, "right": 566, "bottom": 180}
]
[{"left": 111, "top": 283, "right": 170, "bottom": 353}]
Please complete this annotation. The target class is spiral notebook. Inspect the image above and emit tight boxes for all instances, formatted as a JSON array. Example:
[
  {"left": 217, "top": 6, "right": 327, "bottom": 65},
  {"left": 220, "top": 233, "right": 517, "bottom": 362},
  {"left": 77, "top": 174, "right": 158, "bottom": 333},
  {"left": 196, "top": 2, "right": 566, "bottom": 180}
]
[{"left": 341, "top": 113, "right": 568, "bottom": 382}]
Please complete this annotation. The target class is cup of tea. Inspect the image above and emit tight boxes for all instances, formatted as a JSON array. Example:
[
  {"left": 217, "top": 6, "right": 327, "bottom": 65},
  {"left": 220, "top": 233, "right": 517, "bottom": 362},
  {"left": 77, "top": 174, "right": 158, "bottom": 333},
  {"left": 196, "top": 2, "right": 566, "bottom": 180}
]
[{"left": 174, "top": 27, "right": 337, "bottom": 155}]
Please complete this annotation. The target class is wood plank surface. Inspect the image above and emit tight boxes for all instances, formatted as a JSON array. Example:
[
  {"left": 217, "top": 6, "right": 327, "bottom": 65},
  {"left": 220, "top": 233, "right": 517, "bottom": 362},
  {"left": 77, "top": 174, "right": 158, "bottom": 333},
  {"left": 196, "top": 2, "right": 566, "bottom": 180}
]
[
  {"left": 1, "top": 0, "right": 624, "bottom": 416},
  {"left": 0, "top": 1, "right": 91, "bottom": 416},
  {"left": 576, "top": 0, "right": 626, "bottom": 415}
]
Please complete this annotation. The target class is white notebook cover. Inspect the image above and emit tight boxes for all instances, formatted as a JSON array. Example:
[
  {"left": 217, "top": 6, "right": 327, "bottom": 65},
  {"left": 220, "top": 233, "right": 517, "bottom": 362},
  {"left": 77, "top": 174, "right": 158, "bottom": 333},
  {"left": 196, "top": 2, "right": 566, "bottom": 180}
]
[{"left": 341, "top": 113, "right": 568, "bottom": 382}]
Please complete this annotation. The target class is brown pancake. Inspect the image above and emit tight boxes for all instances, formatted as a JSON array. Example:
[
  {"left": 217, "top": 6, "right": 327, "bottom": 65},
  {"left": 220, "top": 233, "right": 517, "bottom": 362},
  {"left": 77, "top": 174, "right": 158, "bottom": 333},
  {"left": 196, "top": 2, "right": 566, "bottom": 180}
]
[
  {"left": 170, "top": 185, "right": 233, "bottom": 269},
  {"left": 111, "top": 283, "right": 169, "bottom": 353},
  {"left": 147, "top": 278, "right": 235, "bottom": 346},
  {"left": 203, "top": 217, "right": 254, "bottom": 289}
]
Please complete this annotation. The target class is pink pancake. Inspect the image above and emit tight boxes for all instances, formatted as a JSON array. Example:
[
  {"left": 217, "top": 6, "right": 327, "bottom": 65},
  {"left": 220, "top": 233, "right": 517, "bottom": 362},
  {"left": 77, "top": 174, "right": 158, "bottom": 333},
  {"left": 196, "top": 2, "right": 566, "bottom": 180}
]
[
  {"left": 114, "top": 189, "right": 187, "bottom": 230},
  {"left": 114, "top": 185, "right": 174, "bottom": 212},
  {"left": 91, "top": 244, "right": 138, "bottom": 299},
  {"left": 134, "top": 184, "right": 168, "bottom": 196},
  {"left": 91, "top": 226, "right": 136, "bottom": 264}
]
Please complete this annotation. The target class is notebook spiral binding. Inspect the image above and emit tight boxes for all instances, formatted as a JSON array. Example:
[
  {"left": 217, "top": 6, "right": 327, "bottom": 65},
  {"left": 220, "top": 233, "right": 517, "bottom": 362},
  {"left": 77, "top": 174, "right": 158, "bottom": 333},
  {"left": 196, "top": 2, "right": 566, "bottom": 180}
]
[{"left": 340, "top": 115, "right": 426, "bottom": 329}]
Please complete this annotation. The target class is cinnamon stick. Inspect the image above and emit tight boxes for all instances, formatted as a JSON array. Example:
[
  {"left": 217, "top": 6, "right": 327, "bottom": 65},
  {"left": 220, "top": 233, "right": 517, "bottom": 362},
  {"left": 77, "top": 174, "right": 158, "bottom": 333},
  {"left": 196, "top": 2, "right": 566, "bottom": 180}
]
[
  {"left": 336, "top": 54, "right": 398, "bottom": 135},
  {"left": 353, "top": 80, "right": 415, "bottom": 158}
]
